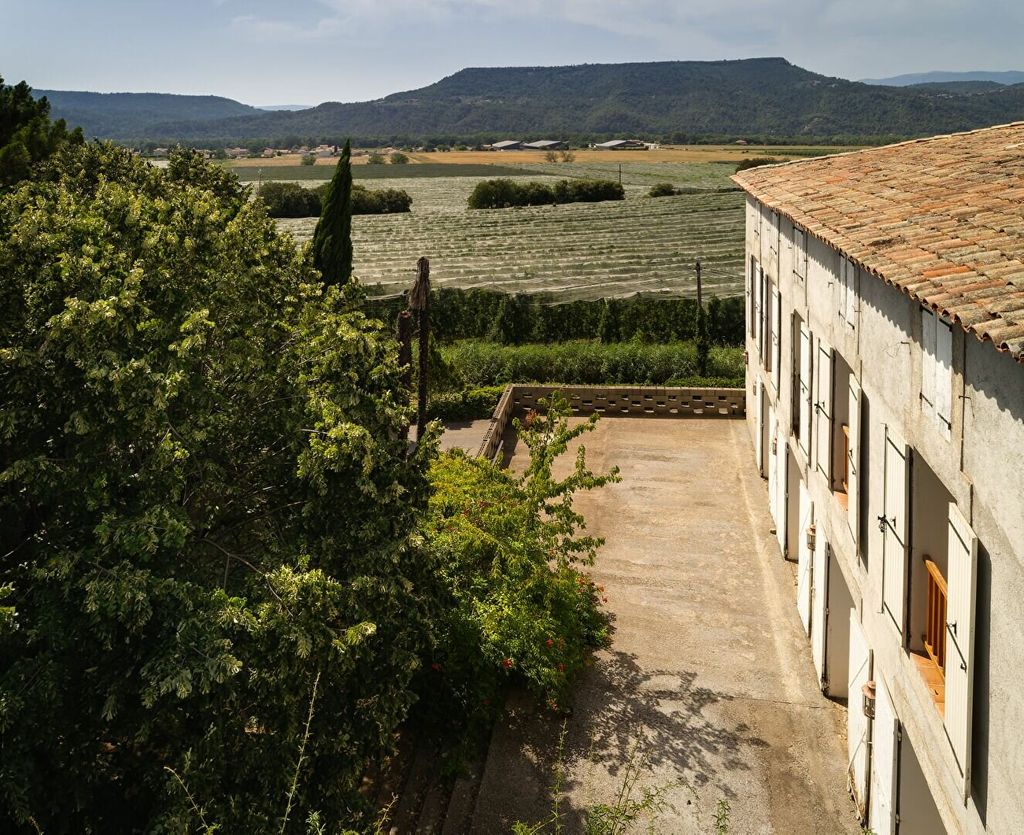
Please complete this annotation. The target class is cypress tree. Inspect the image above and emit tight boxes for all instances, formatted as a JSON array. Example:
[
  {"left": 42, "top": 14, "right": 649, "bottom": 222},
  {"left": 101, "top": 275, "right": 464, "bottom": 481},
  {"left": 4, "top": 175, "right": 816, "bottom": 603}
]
[{"left": 311, "top": 139, "right": 353, "bottom": 286}]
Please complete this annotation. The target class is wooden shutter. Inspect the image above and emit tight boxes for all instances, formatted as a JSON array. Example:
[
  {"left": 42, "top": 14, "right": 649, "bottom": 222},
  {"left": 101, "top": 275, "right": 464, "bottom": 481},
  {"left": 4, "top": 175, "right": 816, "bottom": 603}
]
[
  {"left": 796, "top": 482, "right": 813, "bottom": 634},
  {"left": 798, "top": 326, "right": 812, "bottom": 456},
  {"left": 847, "top": 375, "right": 861, "bottom": 544},
  {"left": 869, "top": 679, "right": 899, "bottom": 835},
  {"left": 771, "top": 287, "right": 782, "bottom": 391},
  {"left": 935, "top": 319, "right": 953, "bottom": 434},
  {"left": 847, "top": 613, "right": 872, "bottom": 817},
  {"left": 945, "top": 503, "right": 978, "bottom": 797},
  {"left": 755, "top": 264, "right": 764, "bottom": 360},
  {"left": 815, "top": 342, "right": 833, "bottom": 480},
  {"left": 921, "top": 309, "right": 936, "bottom": 419},
  {"left": 754, "top": 380, "right": 764, "bottom": 475},
  {"left": 882, "top": 429, "right": 909, "bottom": 636},
  {"left": 811, "top": 534, "right": 829, "bottom": 687},
  {"left": 775, "top": 423, "right": 788, "bottom": 554}
]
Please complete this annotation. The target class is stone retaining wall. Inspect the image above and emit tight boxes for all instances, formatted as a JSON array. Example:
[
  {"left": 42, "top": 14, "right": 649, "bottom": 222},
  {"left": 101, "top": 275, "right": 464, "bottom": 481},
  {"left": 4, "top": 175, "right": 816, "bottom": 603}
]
[{"left": 475, "top": 384, "right": 744, "bottom": 459}]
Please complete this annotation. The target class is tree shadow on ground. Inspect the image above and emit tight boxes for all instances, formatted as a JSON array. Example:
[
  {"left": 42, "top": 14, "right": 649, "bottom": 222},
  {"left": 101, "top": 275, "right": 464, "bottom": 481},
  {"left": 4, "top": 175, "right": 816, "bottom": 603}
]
[{"left": 494, "top": 649, "right": 768, "bottom": 833}]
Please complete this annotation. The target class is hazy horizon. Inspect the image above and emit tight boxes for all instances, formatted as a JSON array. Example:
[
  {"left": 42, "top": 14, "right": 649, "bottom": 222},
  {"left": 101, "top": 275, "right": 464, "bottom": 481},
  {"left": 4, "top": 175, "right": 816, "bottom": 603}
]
[{"left": 4, "top": 0, "right": 1023, "bottom": 105}]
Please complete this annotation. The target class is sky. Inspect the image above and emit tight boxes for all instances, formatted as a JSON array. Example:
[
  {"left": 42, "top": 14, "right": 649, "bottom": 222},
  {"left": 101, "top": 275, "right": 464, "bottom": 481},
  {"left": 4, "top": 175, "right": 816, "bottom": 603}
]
[{"left": 3, "top": 0, "right": 1023, "bottom": 105}]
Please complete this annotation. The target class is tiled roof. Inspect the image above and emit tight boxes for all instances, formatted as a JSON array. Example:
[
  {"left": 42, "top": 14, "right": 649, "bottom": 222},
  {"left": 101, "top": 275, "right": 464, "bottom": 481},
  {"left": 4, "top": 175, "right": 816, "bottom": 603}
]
[{"left": 733, "top": 123, "right": 1024, "bottom": 362}]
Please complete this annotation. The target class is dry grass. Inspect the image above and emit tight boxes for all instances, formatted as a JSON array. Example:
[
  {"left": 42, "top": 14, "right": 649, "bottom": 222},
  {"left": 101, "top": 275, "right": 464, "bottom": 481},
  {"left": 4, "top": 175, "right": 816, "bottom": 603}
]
[{"left": 226, "top": 145, "right": 849, "bottom": 169}]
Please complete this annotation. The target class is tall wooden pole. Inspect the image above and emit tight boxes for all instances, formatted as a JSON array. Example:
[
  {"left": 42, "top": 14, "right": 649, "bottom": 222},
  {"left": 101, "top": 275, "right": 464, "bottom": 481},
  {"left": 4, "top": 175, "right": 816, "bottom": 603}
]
[
  {"left": 410, "top": 257, "right": 431, "bottom": 442},
  {"left": 695, "top": 258, "right": 708, "bottom": 377},
  {"left": 396, "top": 309, "right": 413, "bottom": 395}
]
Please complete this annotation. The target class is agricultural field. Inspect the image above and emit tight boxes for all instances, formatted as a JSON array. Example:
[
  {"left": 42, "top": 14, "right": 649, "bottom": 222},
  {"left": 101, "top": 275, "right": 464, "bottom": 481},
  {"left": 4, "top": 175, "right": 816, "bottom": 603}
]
[
  {"left": 275, "top": 172, "right": 745, "bottom": 301},
  {"left": 229, "top": 163, "right": 535, "bottom": 182}
]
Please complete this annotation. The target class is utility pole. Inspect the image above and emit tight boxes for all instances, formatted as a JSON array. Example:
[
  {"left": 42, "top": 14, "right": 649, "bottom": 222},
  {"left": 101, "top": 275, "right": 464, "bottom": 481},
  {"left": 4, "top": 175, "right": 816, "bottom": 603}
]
[
  {"left": 695, "top": 258, "right": 703, "bottom": 312},
  {"left": 618, "top": 163, "right": 622, "bottom": 185},
  {"left": 410, "top": 257, "right": 431, "bottom": 442},
  {"left": 695, "top": 259, "right": 708, "bottom": 377}
]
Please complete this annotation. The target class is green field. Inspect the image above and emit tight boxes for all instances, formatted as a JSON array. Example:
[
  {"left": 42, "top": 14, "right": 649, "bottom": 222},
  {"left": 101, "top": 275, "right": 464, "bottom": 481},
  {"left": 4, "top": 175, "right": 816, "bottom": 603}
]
[
  {"left": 230, "top": 163, "right": 539, "bottom": 181},
  {"left": 275, "top": 171, "right": 745, "bottom": 301}
]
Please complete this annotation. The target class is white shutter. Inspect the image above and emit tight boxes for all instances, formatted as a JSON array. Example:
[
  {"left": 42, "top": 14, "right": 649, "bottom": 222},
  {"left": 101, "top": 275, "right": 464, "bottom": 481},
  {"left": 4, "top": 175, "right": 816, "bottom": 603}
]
[
  {"left": 796, "top": 481, "right": 813, "bottom": 633},
  {"left": 921, "top": 309, "right": 936, "bottom": 419},
  {"left": 844, "top": 260, "right": 857, "bottom": 327},
  {"left": 945, "top": 503, "right": 978, "bottom": 797},
  {"left": 793, "top": 227, "right": 806, "bottom": 280},
  {"left": 815, "top": 342, "right": 833, "bottom": 480},
  {"left": 775, "top": 424, "right": 788, "bottom": 554},
  {"left": 762, "top": 272, "right": 772, "bottom": 369},
  {"left": 882, "top": 429, "right": 909, "bottom": 636},
  {"left": 870, "top": 678, "right": 899, "bottom": 835},
  {"left": 771, "top": 287, "right": 782, "bottom": 391},
  {"left": 847, "top": 613, "right": 872, "bottom": 817},
  {"left": 798, "top": 326, "right": 812, "bottom": 457},
  {"left": 768, "top": 408, "right": 778, "bottom": 514},
  {"left": 838, "top": 256, "right": 849, "bottom": 322},
  {"left": 811, "top": 533, "right": 829, "bottom": 686},
  {"left": 935, "top": 319, "right": 953, "bottom": 435},
  {"left": 755, "top": 265, "right": 764, "bottom": 360},
  {"left": 755, "top": 380, "right": 764, "bottom": 475},
  {"left": 847, "top": 375, "right": 861, "bottom": 545}
]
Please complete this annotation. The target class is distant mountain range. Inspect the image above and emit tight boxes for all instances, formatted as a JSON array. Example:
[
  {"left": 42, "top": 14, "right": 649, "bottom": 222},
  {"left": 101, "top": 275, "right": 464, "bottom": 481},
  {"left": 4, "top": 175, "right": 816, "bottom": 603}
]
[
  {"left": 33, "top": 58, "right": 1024, "bottom": 145},
  {"left": 862, "top": 70, "right": 1024, "bottom": 86}
]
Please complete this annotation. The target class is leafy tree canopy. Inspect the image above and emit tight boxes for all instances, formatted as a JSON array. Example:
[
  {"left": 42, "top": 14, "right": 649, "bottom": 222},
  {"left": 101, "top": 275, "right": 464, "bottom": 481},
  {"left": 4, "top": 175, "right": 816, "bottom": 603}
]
[
  {"left": 0, "top": 142, "right": 437, "bottom": 831},
  {"left": 0, "top": 75, "right": 82, "bottom": 189}
]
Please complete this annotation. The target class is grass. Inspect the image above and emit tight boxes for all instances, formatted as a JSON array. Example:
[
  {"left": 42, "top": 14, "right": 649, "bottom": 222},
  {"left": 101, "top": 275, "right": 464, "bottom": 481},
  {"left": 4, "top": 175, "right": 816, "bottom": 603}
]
[{"left": 275, "top": 174, "right": 745, "bottom": 301}]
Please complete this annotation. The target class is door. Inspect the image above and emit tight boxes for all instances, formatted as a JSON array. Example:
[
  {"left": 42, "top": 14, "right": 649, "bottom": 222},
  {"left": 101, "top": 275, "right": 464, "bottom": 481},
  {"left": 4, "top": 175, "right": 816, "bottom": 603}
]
[
  {"left": 870, "top": 678, "right": 899, "bottom": 835},
  {"left": 882, "top": 428, "right": 910, "bottom": 638},
  {"left": 848, "top": 612, "right": 872, "bottom": 819},
  {"left": 796, "top": 481, "right": 813, "bottom": 634},
  {"left": 945, "top": 503, "right": 978, "bottom": 798},
  {"left": 811, "top": 532, "right": 830, "bottom": 687}
]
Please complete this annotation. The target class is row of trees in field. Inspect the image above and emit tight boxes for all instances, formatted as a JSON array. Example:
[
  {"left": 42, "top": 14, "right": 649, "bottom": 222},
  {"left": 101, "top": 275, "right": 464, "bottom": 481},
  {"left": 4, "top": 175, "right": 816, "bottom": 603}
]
[
  {"left": 366, "top": 287, "right": 745, "bottom": 347},
  {"left": 467, "top": 177, "right": 624, "bottom": 209},
  {"left": 258, "top": 179, "right": 412, "bottom": 217},
  {"left": 0, "top": 82, "right": 616, "bottom": 832}
]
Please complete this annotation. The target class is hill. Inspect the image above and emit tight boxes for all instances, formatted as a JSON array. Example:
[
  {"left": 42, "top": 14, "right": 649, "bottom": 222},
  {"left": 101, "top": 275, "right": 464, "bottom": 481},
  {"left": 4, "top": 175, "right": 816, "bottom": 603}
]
[
  {"left": 38, "top": 59, "right": 1024, "bottom": 145},
  {"left": 33, "top": 89, "right": 260, "bottom": 139},
  {"left": 863, "top": 70, "right": 1024, "bottom": 86}
]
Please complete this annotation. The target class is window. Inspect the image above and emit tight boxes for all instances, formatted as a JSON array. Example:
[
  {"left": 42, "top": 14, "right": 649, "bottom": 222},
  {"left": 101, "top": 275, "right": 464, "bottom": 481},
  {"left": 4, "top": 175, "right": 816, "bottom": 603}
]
[
  {"left": 793, "top": 226, "right": 807, "bottom": 281},
  {"left": 921, "top": 308, "right": 953, "bottom": 438}
]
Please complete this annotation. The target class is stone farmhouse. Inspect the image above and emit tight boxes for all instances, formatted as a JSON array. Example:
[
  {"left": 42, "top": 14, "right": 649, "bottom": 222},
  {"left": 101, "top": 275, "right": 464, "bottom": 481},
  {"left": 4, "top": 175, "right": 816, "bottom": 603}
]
[{"left": 734, "top": 123, "right": 1024, "bottom": 834}]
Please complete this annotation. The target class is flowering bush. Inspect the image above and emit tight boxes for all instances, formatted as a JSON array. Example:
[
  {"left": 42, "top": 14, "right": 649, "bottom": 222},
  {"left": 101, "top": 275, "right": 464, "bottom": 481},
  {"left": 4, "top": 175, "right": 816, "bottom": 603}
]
[{"left": 419, "top": 397, "right": 619, "bottom": 722}]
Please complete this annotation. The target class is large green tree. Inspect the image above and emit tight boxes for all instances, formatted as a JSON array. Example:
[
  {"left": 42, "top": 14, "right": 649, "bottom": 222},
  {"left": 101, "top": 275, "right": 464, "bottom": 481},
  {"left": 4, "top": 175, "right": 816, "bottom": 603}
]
[
  {"left": 312, "top": 139, "right": 354, "bottom": 286},
  {"left": 0, "top": 143, "right": 436, "bottom": 831},
  {"left": 0, "top": 76, "right": 82, "bottom": 189}
]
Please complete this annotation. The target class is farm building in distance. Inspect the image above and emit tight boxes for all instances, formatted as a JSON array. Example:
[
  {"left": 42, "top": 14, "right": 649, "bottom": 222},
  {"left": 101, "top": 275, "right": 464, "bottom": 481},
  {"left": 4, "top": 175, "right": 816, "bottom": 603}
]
[
  {"left": 594, "top": 139, "right": 647, "bottom": 150},
  {"left": 522, "top": 140, "right": 567, "bottom": 150},
  {"left": 734, "top": 122, "right": 1024, "bottom": 835},
  {"left": 489, "top": 140, "right": 523, "bottom": 150}
]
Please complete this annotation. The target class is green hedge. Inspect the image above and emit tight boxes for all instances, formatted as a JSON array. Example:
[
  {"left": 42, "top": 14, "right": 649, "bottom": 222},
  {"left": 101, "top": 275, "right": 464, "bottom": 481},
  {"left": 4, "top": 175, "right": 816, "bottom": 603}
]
[
  {"left": 427, "top": 385, "right": 505, "bottom": 422},
  {"left": 467, "top": 177, "right": 624, "bottom": 209},
  {"left": 366, "top": 288, "right": 745, "bottom": 347},
  {"left": 440, "top": 341, "right": 744, "bottom": 387},
  {"left": 257, "top": 181, "right": 412, "bottom": 217}
]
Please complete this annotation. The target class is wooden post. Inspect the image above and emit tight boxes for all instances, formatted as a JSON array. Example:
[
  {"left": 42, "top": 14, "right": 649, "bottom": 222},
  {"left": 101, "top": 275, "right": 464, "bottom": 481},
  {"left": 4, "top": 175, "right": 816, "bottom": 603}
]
[
  {"left": 695, "top": 259, "right": 708, "bottom": 377},
  {"left": 410, "top": 257, "right": 431, "bottom": 442},
  {"left": 396, "top": 309, "right": 413, "bottom": 396}
]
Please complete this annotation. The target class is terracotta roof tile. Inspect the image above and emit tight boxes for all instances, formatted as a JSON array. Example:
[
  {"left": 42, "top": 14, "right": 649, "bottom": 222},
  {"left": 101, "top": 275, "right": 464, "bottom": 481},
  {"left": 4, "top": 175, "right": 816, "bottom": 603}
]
[{"left": 733, "top": 123, "right": 1024, "bottom": 362}]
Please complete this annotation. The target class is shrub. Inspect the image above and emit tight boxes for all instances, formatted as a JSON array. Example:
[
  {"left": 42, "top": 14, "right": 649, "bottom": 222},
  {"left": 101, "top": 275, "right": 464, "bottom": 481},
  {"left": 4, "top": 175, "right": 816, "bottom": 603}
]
[
  {"left": 467, "top": 178, "right": 623, "bottom": 210},
  {"left": 439, "top": 341, "right": 744, "bottom": 387},
  {"left": 257, "top": 180, "right": 320, "bottom": 217},
  {"left": 300, "top": 153, "right": 316, "bottom": 166},
  {"left": 648, "top": 182, "right": 677, "bottom": 197},
  {"left": 420, "top": 398, "right": 617, "bottom": 723},
  {"left": 427, "top": 385, "right": 506, "bottom": 422},
  {"left": 389, "top": 151, "right": 409, "bottom": 164},
  {"left": 367, "top": 152, "right": 386, "bottom": 164},
  {"left": 734, "top": 156, "right": 782, "bottom": 172}
]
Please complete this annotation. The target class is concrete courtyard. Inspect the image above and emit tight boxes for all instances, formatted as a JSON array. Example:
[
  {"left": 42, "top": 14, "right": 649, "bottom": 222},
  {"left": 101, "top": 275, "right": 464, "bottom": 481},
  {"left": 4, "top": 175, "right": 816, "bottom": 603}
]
[{"left": 468, "top": 417, "right": 860, "bottom": 833}]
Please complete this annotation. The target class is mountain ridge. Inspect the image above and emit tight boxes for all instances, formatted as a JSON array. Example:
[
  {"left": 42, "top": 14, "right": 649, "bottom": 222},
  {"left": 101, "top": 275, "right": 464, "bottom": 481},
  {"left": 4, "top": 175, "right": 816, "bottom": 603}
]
[{"left": 33, "top": 58, "right": 1024, "bottom": 145}]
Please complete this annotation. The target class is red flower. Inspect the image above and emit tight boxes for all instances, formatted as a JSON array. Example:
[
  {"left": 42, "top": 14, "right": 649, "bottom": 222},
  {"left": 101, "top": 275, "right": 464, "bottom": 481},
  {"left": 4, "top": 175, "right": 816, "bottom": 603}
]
[
  {"left": 545, "top": 638, "right": 554, "bottom": 647},
  {"left": 431, "top": 662, "right": 442, "bottom": 672},
  {"left": 502, "top": 658, "right": 513, "bottom": 669},
  {"left": 558, "top": 663, "right": 565, "bottom": 672},
  {"left": 548, "top": 699, "right": 558, "bottom": 711}
]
